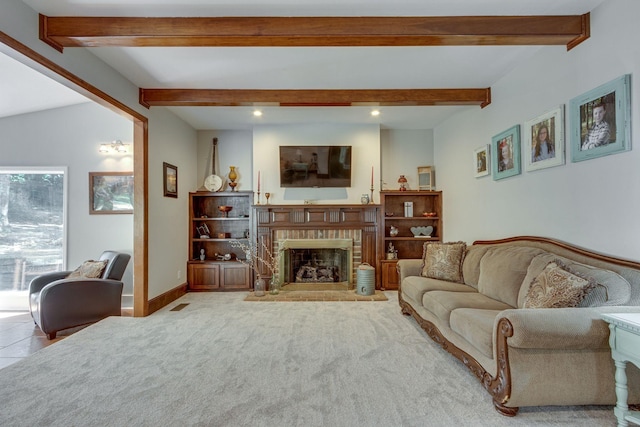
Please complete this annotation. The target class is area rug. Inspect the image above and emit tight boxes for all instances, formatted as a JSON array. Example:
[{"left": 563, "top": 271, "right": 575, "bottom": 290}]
[
  {"left": 244, "top": 289, "right": 388, "bottom": 302},
  {"left": 0, "top": 292, "right": 616, "bottom": 426}
]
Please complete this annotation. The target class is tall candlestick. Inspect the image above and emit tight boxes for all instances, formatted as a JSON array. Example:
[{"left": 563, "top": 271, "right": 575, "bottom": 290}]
[
  {"left": 257, "top": 171, "right": 260, "bottom": 192},
  {"left": 371, "top": 166, "right": 374, "bottom": 187}
]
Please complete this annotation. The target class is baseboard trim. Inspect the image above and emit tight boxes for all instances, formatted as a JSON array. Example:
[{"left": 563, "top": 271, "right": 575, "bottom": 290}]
[{"left": 148, "top": 283, "right": 188, "bottom": 315}]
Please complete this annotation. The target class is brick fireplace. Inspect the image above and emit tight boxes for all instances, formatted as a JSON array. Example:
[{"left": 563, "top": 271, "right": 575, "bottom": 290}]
[{"left": 252, "top": 204, "right": 380, "bottom": 288}]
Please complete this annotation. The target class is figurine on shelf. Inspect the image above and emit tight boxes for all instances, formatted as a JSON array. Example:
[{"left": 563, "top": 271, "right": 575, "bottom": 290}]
[
  {"left": 390, "top": 225, "right": 399, "bottom": 237},
  {"left": 387, "top": 242, "right": 398, "bottom": 260},
  {"left": 398, "top": 175, "right": 408, "bottom": 191},
  {"left": 228, "top": 166, "right": 238, "bottom": 191},
  {"left": 200, "top": 249, "right": 206, "bottom": 261}
]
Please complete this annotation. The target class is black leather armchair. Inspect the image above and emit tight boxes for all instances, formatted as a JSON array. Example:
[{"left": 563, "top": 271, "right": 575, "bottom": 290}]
[{"left": 29, "top": 251, "right": 131, "bottom": 339}]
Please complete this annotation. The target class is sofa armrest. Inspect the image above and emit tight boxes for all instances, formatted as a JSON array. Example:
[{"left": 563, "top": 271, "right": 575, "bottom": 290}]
[
  {"left": 28, "top": 271, "right": 73, "bottom": 295},
  {"left": 397, "top": 259, "right": 422, "bottom": 284},
  {"left": 35, "top": 279, "right": 124, "bottom": 334},
  {"left": 499, "top": 306, "right": 640, "bottom": 350}
]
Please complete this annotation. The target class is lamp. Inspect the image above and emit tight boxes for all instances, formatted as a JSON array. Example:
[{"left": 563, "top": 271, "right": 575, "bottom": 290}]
[
  {"left": 99, "top": 140, "right": 130, "bottom": 154},
  {"left": 397, "top": 174, "right": 408, "bottom": 191}
]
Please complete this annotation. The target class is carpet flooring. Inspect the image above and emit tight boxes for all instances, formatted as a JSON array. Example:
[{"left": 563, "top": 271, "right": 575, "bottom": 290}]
[{"left": 0, "top": 292, "right": 616, "bottom": 426}]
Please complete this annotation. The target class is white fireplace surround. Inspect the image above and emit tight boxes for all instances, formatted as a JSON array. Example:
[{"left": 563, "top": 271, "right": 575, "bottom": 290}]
[{"left": 278, "top": 239, "right": 354, "bottom": 286}]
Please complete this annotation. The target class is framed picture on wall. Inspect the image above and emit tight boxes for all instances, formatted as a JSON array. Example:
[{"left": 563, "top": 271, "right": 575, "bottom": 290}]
[
  {"left": 524, "top": 105, "right": 565, "bottom": 172},
  {"left": 417, "top": 166, "right": 435, "bottom": 190},
  {"left": 569, "top": 74, "right": 631, "bottom": 162},
  {"left": 163, "top": 162, "right": 178, "bottom": 198},
  {"left": 89, "top": 172, "right": 134, "bottom": 214},
  {"left": 491, "top": 125, "right": 521, "bottom": 181},
  {"left": 473, "top": 145, "right": 490, "bottom": 178}
]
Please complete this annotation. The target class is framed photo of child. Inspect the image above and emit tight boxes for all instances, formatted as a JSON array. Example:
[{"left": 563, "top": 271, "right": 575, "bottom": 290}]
[
  {"left": 491, "top": 125, "right": 521, "bottom": 181},
  {"left": 569, "top": 74, "right": 631, "bottom": 162},
  {"left": 524, "top": 105, "right": 565, "bottom": 172},
  {"left": 473, "top": 145, "right": 490, "bottom": 178}
]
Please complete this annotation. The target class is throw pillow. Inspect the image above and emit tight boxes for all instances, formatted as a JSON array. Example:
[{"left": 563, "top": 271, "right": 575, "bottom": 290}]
[
  {"left": 523, "top": 260, "right": 596, "bottom": 309},
  {"left": 420, "top": 241, "right": 466, "bottom": 283},
  {"left": 67, "top": 260, "right": 108, "bottom": 279}
]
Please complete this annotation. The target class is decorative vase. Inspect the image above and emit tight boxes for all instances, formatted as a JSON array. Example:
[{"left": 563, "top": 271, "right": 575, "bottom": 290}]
[
  {"left": 228, "top": 166, "right": 238, "bottom": 191},
  {"left": 269, "top": 277, "right": 281, "bottom": 295},
  {"left": 254, "top": 275, "right": 266, "bottom": 297},
  {"left": 390, "top": 225, "right": 399, "bottom": 237}
]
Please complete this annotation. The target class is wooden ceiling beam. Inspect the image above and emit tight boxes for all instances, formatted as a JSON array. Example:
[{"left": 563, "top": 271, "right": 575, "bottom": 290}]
[
  {"left": 40, "top": 14, "right": 589, "bottom": 52},
  {"left": 138, "top": 88, "right": 491, "bottom": 108}
]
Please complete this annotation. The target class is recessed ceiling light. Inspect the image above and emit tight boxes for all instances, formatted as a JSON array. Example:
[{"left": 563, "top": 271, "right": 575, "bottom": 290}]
[
  {"left": 253, "top": 110, "right": 262, "bottom": 117},
  {"left": 371, "top": 110, "right": 380, "bottom": 117}
]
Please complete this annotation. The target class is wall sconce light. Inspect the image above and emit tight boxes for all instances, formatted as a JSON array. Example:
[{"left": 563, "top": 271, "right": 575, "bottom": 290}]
[{"left": 99, "top": 140, "right": 130, "bottom": 154}]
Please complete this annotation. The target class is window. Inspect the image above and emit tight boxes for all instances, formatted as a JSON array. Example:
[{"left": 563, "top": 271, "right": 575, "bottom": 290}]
[{"left": 0, "top": 168, "right": 67, "bottom": 311}]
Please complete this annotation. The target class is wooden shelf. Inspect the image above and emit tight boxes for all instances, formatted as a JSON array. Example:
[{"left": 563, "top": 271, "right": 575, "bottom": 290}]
[
  {"left": 378, "top": 190, "right": 443, "bottom": 289},
  {"left": 188, "top": 191, "right": 253, "bottom": 291},
  {"left": 192, "top": 217, "right": 249, "bottom": 221}
]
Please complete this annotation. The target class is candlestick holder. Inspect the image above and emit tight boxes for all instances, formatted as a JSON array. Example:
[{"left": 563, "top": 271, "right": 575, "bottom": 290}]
[
  {"left": 256, "top": 191, "right": 261, "bottom": 205},
  {"left": 369, "top": 186, "right": 375, "bottom": 204}
]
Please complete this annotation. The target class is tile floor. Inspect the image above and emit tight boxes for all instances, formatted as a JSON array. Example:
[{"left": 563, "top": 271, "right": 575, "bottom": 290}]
[{"left": 0, "top": 310, "right": 132, "bottom": 370}]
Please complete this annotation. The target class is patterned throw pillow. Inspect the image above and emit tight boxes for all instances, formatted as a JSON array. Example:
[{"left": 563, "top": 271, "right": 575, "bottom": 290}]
[
  {"left": 523, "top": 260, "right": 596, "bottom": 308},
  {"left": 420, "top": 241, "right": 466, "bottom": 283},
  {"left": 67, "top": 260, "right": 108, "bottom": 279}
]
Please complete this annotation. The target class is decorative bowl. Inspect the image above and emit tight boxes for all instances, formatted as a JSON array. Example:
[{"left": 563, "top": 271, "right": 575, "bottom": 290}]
[
  {"left": 410, "top": 226, "right": 434, "bottom": 237},
  {"left": 422, "top": 212, "right": 437, "bottom": 217},
  {"left": 218, "top": 205, "right": 233, "bottom": 217}
]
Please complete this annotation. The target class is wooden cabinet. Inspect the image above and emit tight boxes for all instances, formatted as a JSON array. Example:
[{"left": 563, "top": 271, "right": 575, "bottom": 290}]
[
  {"left": 378, "top": 190, "right": 442, "bottom": 289},
  {"left": 380, "top": 260, "right": 400, "bottom": 290},
  {"left": 187, "top": 191, "right": 252, "bottom": 291}
]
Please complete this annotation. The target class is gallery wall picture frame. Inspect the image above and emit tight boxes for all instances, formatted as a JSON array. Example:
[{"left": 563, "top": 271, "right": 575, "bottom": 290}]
[
  {"left": 569, "top": 74, "right": 631, "bottom": 162},
  {"left": 491, "top": 125, "right": 521, "bottom": 181},
  {"left": 473, "top": 145, "right": 490, "bottom": 178},
  {"left": 89, "top": 171, "right": 134, "bottom": 214},
  {"left": 163, "top": 162, "right": 178, "bottom": 198},
  {"left": 417, "top": 166, "right": 435, "bottom": 190},
  {"left": 524, "top": 105, "right": 565, "bottom": 172}
]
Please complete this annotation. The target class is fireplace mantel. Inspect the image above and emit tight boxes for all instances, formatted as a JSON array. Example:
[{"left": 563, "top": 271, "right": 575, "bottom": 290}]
[{"left": 251, "top": 204, "right": 381, "bottom": 287}]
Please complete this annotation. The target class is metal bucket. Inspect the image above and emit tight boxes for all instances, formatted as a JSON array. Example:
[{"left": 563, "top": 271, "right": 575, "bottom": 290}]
[{"left": 356, "top": 263, "right": 375, "bottom": 296}]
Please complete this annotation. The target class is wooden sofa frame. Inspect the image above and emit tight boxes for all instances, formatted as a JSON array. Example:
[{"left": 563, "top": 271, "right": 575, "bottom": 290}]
[{"left": 398, "top": 235, "right": 640, "bottom": 416}]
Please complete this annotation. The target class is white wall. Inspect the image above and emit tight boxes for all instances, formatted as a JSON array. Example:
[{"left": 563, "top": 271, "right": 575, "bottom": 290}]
[
  {"left": 147, "top": 108, "right": 197, "bottom": 296},
  {"left": 381, "top": 129, "right": 434, "bottom": 192},
  {"left": 196, "top": 130, "right": 253, "bottom": 192},
  {"left": 1, "top": 0, "right": 199, "bottom": 300},
  {"left": 251, "top": 124, "right": 380, "bottom": 204},
  {"left": 0, "top": 103, "right": 135, "bottom": 303},
  {"left": 434, "top": 0, "right": 640, "bottom": 260}
]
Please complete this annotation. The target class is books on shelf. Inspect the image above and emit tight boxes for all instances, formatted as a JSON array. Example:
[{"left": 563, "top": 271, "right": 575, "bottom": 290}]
[{"left": 403, "top": 201, "right": 413, "bottom": 217}]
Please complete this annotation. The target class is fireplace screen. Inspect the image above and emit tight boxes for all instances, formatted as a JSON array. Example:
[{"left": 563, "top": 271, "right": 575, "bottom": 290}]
[{"left": 279, "top": 239, "right": 353, "bottom": 285}]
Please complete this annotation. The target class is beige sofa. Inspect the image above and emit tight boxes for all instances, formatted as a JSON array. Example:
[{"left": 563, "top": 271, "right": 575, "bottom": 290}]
[{"left": 398, "top": 236, "right": 640, "bottom": 416}]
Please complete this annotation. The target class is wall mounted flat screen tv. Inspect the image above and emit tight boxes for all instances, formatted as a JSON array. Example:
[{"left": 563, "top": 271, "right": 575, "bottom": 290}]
[{"left": 280, "top": 146, "right": 352, "bottom": 188}]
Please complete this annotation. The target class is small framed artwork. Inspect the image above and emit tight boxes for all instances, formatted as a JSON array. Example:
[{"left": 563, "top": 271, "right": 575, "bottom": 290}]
[
  {"left": 163, "top": 162, "right": 178, "bottom": 198},
  {"left": 491, "top": 125, "right": 521, "bottom": 181},
  {"left": 417, "top": 166, "right": 434, "bottom": 190},
  {"left": 569, "top": 74, "right": 631, "bottom": 162},
  {"left": 524, "top": 105, "right": 565, "bottom": 172},
  {"left": 473, "top": 145, "right": 490, "bottom": 178},
  {"left": 89, "top": 172, "right": 134, "bottom": 214}
]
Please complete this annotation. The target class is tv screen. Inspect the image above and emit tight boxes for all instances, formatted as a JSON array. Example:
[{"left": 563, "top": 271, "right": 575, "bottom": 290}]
[{"left": 280, "top": 146, "right": 352, "bottom": 188}]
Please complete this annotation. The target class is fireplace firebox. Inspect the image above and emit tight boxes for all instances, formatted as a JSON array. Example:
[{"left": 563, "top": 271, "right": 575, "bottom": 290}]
[{"left": 280, "top": 239, "right": 353, "bottom": 288}]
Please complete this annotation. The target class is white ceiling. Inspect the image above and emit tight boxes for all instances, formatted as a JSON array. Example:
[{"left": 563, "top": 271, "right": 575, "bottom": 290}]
[{"left": 3, "top": 0, "right": 607, "bottom": 130}]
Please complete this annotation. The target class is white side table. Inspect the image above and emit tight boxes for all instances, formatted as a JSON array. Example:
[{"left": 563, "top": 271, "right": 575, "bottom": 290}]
[{"left": 603, "top": 313, "right": 640, "bottom": 427}]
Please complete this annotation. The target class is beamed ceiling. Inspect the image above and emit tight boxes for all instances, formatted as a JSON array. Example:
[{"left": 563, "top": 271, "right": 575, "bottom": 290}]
[{"left": 5, "top": 1, "right": 604, "bottom": 129}]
